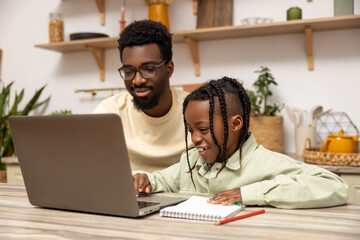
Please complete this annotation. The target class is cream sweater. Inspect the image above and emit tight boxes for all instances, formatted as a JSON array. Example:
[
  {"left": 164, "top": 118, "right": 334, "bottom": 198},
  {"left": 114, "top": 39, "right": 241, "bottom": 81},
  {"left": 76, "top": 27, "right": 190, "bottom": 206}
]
[{"left": 92, "top": 88, "right": 189, "bottom": 172}]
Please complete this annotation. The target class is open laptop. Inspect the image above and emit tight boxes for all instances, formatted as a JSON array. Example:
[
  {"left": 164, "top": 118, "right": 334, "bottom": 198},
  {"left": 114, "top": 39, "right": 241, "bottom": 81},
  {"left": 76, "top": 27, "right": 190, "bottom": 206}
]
[{"left": 8, "top": 114, "right": 185, "bottom": 217}]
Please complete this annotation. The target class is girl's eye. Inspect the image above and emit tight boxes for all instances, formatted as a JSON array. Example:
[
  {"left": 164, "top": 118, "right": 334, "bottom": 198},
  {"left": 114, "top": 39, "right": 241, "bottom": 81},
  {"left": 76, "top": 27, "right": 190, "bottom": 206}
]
[{"left": 200, "top": 128, "right": 209, "bottom": 133}]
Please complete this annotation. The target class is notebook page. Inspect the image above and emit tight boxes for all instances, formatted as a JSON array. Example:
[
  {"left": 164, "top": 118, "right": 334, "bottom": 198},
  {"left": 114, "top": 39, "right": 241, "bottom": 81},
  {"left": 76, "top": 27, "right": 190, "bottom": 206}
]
[{"left": 160, "top": 196, "right": 245, "bottom": 221}]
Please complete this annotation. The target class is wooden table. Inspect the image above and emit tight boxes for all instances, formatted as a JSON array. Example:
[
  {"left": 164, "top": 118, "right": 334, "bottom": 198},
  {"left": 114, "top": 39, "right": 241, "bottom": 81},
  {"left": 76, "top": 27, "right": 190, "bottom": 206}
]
[{"left": 1, "top": 184, "right": 359, "bottom": 240}]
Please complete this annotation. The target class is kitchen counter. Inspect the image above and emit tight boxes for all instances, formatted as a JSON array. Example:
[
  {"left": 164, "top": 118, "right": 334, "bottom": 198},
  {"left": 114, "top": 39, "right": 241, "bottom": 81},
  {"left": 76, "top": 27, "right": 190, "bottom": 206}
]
[
  {"left": 1, "top": 183, "right": 359, "bottom": 240},
  {"left": 287, "top": 153, "right": 360, "bottom": 174}
]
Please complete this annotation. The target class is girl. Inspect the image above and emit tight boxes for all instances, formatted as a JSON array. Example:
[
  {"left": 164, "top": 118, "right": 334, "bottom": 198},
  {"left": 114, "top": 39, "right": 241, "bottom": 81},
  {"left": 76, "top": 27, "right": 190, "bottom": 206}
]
[{"left": 133, "top": 77, "right": 348, "bottom": 208}]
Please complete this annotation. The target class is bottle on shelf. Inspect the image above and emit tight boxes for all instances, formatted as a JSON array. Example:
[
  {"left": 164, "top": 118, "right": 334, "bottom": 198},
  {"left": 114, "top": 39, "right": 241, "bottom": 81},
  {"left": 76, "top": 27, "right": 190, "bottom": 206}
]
[{"left": 49, "top": 12, "right": 64, "bottom": 43}]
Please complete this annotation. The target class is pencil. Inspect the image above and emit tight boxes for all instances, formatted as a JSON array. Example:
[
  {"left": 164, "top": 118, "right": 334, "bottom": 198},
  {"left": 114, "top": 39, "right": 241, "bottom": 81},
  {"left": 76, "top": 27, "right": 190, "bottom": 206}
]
[{"left": 214, "top": 209, "right": 265, "bottom": 225}]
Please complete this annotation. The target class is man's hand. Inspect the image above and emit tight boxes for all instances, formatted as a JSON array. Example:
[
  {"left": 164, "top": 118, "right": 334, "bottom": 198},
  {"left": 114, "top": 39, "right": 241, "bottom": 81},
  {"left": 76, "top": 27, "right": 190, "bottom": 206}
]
[
  {"left": 207, "top": 188, "right": 242, "bottom": 205},
  {"left": 133, "top": 173, "right": 152, "bottom": 196}
]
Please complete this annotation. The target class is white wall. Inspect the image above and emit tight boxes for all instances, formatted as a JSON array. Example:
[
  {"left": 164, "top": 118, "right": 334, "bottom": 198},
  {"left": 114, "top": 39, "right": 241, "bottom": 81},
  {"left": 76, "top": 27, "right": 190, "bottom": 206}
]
[{"left": 0, "top": 0, "right": 359, "bottom": 153}]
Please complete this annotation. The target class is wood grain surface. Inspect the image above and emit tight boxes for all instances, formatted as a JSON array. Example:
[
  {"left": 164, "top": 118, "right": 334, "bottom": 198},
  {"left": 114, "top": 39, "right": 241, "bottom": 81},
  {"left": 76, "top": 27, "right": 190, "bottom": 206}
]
[
  {"left": 1, "top": 183, "right": 360, "bottom": 240},
  {"left": 196, "top": 0, "right": 233, "bottom": 28}
]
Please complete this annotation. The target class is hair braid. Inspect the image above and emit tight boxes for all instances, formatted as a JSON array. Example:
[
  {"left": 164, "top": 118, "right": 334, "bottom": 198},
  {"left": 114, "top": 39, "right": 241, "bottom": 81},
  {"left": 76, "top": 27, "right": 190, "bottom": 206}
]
[
  {"left": 204, "top": 84, "right": 221, "bottom": 168},
  {"left": 208, "top": 80, "right": 229, "bottom": 177},
  {"left": 222, "top": 77, "right": 251, "bottom": 165},
  {"left": 182, "top": 97, "right": 196, "bottom": 189}
]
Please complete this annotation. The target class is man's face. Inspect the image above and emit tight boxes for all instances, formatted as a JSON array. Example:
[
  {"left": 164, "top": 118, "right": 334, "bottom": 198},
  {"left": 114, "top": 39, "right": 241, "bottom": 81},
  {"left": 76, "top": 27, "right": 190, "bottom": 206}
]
[
  {"left": 184, "top": 100, "right": 241, "bottom": 164},
  {"left": 121, "top": 43, "right": 173, "bottom": 111}
]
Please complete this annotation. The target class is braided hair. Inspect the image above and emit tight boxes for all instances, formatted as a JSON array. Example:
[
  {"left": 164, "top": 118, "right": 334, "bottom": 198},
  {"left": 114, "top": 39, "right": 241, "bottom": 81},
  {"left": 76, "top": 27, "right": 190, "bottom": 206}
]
[{"left": 183, "top": 76, "right": 251, "bottom": 186}]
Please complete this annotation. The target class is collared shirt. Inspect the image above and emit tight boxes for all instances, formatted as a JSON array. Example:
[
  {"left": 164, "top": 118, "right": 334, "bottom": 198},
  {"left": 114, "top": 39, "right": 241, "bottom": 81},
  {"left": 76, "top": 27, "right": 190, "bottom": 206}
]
[
  {"left": 93, "top": 88, "right": 190, "bottom": 172},
  {"left": 143, "top": 133, "right": 348, "bottom": 209}
]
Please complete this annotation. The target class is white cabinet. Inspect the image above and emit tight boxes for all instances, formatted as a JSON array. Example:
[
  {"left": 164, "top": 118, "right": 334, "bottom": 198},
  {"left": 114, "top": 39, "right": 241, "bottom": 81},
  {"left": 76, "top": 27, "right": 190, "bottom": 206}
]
[
  {"left": 340, "top": 174, "right": 360, "bottom": 204},
  {"left": 6, "top": 164, "right": 24, "bottom": 184}
]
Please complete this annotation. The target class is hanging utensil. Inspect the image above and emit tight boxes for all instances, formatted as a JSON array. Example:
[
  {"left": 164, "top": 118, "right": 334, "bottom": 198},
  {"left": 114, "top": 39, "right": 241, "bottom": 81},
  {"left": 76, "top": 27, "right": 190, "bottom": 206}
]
[{"left": 312, "top": 109, "right": 332, "bottom": 127}]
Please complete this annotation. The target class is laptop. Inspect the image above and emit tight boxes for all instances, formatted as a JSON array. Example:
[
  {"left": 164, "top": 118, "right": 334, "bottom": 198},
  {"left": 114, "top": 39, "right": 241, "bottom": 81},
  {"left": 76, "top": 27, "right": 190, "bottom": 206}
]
[{"left": 8, "top": 114, "right": 185, "bottom": 217}]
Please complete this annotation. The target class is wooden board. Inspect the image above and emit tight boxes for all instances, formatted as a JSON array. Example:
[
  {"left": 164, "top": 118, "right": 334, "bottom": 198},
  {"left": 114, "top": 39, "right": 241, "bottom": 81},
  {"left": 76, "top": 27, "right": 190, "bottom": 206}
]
[
  {"left": 196, "top": 0, "right": 233, "bottom": 28},
  {"left": 214, "top": 0, "right": 233, "bottom": 27}
]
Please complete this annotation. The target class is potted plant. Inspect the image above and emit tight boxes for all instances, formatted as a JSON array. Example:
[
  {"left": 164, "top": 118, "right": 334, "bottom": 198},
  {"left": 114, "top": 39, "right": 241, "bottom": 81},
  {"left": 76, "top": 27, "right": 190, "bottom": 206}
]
[
  {"left": 0, "top": 81, "right": 50, "bottom": 182},
  {"left": 247, "top": 66, "right": 284, "bottom": 152}
]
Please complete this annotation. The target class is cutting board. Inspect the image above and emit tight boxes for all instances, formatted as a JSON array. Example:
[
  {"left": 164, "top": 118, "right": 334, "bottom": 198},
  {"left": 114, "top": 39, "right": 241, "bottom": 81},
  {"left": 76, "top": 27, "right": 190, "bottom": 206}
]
[{"left": 196, "top": 0, "right": 233, "bottom": 28}]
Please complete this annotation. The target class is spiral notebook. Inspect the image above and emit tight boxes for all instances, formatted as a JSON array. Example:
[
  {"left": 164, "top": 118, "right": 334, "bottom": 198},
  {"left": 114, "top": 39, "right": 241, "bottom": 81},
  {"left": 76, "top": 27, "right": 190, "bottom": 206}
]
[{"left": 160, "top": 196, "right": 245, "bottom": 222}]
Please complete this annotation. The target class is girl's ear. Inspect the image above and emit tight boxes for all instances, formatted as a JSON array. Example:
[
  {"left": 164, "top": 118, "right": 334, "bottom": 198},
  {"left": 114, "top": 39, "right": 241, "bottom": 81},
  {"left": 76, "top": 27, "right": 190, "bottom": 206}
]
[{"left": 230, "top": 115, "right": 243, "bottom": 132}]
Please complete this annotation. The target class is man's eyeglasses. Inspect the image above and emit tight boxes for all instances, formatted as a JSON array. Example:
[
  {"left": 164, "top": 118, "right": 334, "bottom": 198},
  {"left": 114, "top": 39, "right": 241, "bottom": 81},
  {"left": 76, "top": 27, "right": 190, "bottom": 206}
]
[{"left": 118, "top": 60, "right": 167, "bottom": 81}]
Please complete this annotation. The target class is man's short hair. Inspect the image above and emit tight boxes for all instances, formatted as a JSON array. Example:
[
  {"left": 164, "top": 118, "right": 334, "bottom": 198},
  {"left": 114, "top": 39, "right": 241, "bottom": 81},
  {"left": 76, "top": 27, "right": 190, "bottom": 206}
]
[{"left": 118, "top": 20, "right": 173, "bottom": 62}]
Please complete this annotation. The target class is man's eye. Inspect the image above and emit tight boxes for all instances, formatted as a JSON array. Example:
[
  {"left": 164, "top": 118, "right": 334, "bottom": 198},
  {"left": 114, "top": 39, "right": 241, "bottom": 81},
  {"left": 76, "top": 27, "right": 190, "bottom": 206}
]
[
  {"left": 142, "top": 66, "right": 156, "bottom": 73},
  {"left": 123, "top": 69, "right": 134, "bottom": 76}
]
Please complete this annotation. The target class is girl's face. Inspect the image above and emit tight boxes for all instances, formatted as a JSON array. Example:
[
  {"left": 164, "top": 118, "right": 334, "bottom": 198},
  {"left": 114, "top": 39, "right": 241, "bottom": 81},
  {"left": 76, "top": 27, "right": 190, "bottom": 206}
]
[{"left": 185, "top": 100, "right": 243, "bottom": 164}]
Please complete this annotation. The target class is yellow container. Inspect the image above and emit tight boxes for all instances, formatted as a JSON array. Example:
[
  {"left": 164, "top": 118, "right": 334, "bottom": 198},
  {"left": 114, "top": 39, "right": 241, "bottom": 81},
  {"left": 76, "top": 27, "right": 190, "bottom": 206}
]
[
  {"left": 148, "top": 3, "right": 169, "bottom": 30},
  {"left": 322, "top": 130, "right": 359, "bottom": 153}
]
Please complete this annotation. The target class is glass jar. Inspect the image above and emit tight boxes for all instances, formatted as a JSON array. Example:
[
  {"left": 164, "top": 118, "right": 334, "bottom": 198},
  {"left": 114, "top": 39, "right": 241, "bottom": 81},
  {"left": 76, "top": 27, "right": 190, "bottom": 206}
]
[{"left": 49, "top": 12, "right": 64, "bottom": 43}]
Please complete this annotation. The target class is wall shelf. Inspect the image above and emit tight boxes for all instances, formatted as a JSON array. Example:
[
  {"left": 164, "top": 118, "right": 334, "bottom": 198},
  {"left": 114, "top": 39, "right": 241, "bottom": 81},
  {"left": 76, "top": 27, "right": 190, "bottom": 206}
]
[{"left": 34, "top": 15, "right": 360, "bottom": 80}]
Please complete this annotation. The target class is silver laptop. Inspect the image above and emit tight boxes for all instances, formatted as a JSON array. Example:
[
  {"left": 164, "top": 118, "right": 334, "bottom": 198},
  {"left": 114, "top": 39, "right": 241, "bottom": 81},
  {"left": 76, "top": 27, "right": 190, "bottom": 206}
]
[{"left": 9, "top": 114, "right": 184, "bottom": 217}]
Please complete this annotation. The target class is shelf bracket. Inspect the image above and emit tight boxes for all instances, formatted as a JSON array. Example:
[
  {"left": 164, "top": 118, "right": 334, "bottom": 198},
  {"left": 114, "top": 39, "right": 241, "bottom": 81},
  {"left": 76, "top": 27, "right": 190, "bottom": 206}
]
[
  {"left": 95, "top": 0, "right": 105, "bottom": 26},
  {"left": 86, "top": 46, "right": 105, "bottom": 81},
  {"left": 184, "top": 37, "right": 200, "bottom": 76},
  {"left": 193, "top": 0, "right": 198, "bottom": 15},
  {"left": 305, "top": 26, "right": 314, "bottom": 71}
]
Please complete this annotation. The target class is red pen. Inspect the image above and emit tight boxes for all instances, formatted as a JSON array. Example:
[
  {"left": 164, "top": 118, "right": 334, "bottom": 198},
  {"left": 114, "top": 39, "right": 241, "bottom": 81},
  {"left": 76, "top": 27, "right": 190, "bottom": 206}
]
[{"left": 215, "top": 209, "right": 265, "bottom": 225}]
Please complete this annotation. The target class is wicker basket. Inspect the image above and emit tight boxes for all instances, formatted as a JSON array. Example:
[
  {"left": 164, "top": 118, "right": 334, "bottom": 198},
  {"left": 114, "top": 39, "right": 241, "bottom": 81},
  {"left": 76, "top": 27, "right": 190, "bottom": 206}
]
[{"left": 302, "top": 138, "right": 360, "bottom": 166}]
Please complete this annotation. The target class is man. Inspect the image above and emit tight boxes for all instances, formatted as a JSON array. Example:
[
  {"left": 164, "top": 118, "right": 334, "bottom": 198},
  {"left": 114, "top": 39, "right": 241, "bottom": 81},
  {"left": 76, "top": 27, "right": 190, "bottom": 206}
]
[{"left": 93, "top": 20, "right": 189, "bottom": 172}]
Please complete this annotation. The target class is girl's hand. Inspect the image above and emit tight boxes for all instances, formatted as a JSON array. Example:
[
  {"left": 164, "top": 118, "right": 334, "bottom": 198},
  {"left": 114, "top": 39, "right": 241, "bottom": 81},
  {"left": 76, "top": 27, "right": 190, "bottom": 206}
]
[
  {"left": 207, "top": 188, "right": 242, "bottom": 205},
  {"left": 133, "top": 173, "right": 152, "bottom": 196}
]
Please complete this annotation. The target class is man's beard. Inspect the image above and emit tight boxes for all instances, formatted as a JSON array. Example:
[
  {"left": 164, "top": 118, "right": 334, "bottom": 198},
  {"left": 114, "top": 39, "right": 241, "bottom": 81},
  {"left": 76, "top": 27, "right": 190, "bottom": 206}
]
[{"left": 132, "top": 94, "right": 160, "bottom": 111}]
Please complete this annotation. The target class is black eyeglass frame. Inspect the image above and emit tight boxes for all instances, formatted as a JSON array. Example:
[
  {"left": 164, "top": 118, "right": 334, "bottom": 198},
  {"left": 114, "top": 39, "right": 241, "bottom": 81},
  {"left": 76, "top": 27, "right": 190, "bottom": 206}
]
[{"left": 118, "top": 60, "right": 167, "bottom": 81}]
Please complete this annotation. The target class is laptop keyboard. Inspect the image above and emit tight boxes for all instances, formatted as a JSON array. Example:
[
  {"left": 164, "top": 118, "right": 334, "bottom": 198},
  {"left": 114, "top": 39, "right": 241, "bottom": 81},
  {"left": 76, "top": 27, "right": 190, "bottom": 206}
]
[{"left": 138, "top": 201, "right": 160, "bottom": 209}]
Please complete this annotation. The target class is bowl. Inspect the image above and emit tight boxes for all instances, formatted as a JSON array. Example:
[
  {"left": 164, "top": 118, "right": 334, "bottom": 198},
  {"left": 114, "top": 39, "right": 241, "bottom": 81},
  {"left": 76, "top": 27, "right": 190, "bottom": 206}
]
[{"left": 70, "top": 32, "right": 109, "bottom": 40}]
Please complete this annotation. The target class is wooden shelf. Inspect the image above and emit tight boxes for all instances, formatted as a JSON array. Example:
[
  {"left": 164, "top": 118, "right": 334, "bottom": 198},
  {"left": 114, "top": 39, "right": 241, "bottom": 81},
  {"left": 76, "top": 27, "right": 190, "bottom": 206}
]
[
  {"left": 35, "top": 15, "right": 360, "bottom": 79},
  {"left": 35, "top": 37, "right": 119, "bottom": 53},
  {"left": 171, "top": 15, "right": 360, "bottom": 43},
  {"left": 172, "top": 15, "right": 360, "bottom": 74}
]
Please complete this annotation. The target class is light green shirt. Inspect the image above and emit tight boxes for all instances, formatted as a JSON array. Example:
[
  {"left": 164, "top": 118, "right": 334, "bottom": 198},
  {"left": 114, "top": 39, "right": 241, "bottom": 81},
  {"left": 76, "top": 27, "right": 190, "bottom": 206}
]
[{"left": 141, "top": 133, "right": 348, "bottom": 209}]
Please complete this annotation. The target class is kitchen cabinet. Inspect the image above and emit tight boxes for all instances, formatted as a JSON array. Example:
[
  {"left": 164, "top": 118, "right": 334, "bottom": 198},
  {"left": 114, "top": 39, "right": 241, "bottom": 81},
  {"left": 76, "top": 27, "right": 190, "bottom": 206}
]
[
  {"left": 34, "top": 15, "right": 360, "bottom": 80},
  {"left": 340, "top": 174, "right": 360, "bottom": 204}
]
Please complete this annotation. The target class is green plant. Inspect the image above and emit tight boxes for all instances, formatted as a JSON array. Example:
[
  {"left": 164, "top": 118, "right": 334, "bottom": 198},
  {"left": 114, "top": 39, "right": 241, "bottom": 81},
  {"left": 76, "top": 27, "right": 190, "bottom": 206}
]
[
  {"left": 246, "top": 66, "right": 284, "bottom": 116},
  {"left": 50, "top": 109, "right": 72, "bottom": 115},
  {"left": 0, "top": 81, "right": 50, "bottom": 170}
]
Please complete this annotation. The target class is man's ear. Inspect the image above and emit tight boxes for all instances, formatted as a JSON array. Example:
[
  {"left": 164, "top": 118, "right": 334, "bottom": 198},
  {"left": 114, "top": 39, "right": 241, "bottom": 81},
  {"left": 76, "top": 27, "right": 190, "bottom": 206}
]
[
  {"left": 231, "top": 115, "right": 243, "bottom": 132},
  {"left": 166, "top": 60, "right": 174, "bottom": 78}
]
